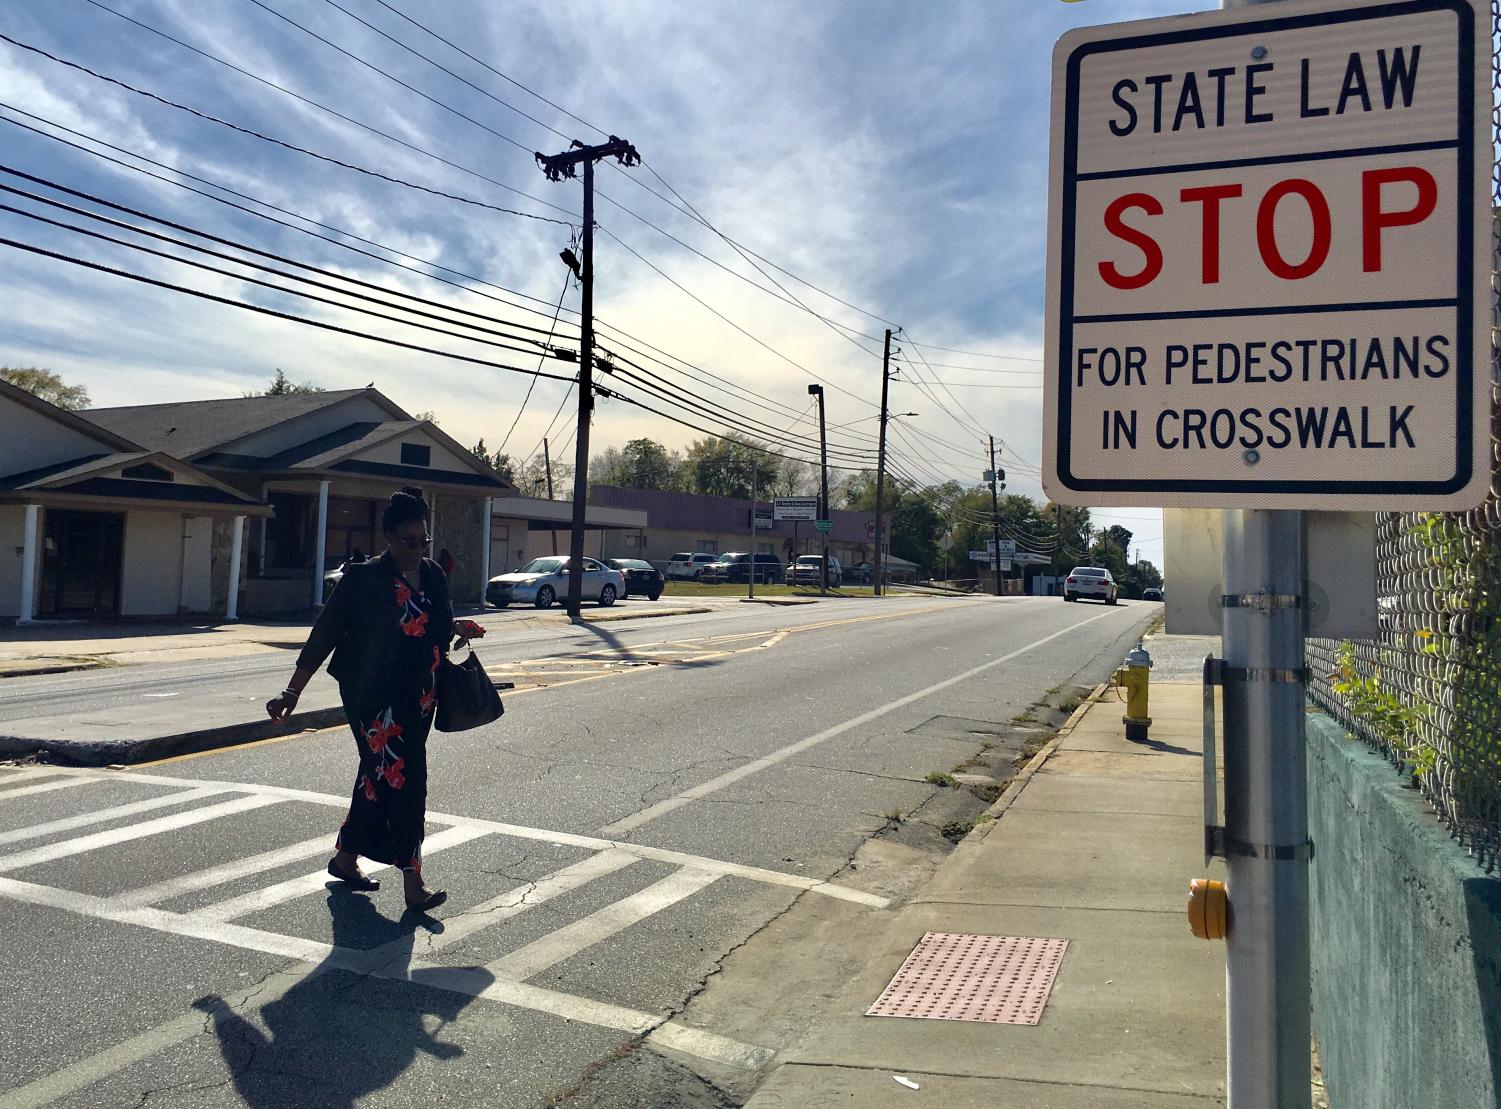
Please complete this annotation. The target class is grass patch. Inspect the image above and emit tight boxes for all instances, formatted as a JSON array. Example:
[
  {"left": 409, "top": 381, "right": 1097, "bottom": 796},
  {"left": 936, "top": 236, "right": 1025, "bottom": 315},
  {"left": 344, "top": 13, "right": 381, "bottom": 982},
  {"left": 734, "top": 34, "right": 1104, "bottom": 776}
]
[
  {"left": 883, "top": 808, "right": 905, "bottom": 823},
  {"left": 971, "top": 782, "right": 1003, "bottom": 804},
  {"left": 940, "top": 820, "right": 975, "bottom": 843},
  {"left": 1059, "top": 696, "right": 1082, "bottom": 714},
  {"left": 924, "top": 770, "right": 957, "bottom": 788}
]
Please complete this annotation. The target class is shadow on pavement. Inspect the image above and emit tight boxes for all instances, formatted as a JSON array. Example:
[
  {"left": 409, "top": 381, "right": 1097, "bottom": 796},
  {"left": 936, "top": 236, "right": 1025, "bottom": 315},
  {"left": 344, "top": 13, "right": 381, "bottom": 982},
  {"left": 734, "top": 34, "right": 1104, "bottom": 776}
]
[{"left": 193, "top": 889, "right": 492, "bottom": 1108}]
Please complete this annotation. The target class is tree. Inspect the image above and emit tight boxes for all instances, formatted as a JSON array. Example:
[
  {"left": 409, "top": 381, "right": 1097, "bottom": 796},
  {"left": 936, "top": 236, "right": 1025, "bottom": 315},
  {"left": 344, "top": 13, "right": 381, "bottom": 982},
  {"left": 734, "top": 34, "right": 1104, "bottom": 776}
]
[
  {"left": 841, "top": 470, "right": 944, "bottom": 573},
  {"left": 245, "top": 369, "right": 322, "bottom": 397},
  {"left": 1, "top": 366, "right": 90, "bottom": 410},
  {"left": 471, "top": 439, "right": 517, "bottom": 484},
  {"left": 680, "top": 435, "right": 778, "bottom": 500}
]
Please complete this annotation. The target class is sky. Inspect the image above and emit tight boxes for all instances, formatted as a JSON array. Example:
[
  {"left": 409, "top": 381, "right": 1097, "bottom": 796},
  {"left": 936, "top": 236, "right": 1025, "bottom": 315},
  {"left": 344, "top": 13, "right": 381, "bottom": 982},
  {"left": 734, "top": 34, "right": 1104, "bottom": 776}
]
[{"left": 0, "top": 0, "right": 1212, "bottom": 570}]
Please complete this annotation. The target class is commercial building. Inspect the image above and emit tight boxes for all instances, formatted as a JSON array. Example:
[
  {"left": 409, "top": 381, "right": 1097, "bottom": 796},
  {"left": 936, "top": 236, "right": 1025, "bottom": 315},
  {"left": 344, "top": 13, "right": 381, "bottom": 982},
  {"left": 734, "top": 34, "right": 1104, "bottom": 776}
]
[{"left": 587, "top": 485, "right": 886, "bottom": 573}]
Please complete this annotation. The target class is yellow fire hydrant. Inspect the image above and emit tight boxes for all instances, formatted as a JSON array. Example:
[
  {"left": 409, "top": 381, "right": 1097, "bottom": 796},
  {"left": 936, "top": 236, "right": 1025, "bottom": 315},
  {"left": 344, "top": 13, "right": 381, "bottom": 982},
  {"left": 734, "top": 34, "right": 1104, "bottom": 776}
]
[{"left": 1113, "top": 642, "right": 1153, "bottom": 742}]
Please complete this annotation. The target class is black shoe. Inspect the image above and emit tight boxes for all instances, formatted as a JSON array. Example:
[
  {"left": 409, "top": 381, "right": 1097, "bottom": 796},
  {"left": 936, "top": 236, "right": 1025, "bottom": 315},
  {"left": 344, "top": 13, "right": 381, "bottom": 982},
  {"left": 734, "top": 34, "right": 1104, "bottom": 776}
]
[
  {"left": 327, "top": 857, "right": 380, "bottom": 891},
  {"left": 404, "top": 888, "right": 448, "bottom": 913}
]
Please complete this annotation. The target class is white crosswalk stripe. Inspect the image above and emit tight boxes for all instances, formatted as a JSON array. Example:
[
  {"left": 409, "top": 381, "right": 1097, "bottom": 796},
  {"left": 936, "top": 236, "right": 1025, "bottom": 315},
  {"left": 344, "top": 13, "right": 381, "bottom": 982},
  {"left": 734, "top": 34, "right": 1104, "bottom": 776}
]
[
  {"left": 189, "top": 823, "right": 493, "bottom": 923},
  {"left": 0, "top": 770, "right": 885, "bottom": 1089},
  {"left": 0, "top": 786, "right": 229, "bottom": 846},
  {"left": 486, "top": 867, "right": 719, "bottom": 982},
  {"left": 0, "top": 794, "right": 280, "bottom": 874}
]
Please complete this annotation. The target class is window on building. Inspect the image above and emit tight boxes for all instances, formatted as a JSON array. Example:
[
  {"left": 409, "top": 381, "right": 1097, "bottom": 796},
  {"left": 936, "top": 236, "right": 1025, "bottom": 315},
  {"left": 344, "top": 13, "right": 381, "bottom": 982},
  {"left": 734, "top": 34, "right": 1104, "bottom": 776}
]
[
  {"left": 757, "top": 542, "right": 776, "bottom": 557},
  {"left": 120, "top": 462, "right": 175, "bottom": 482},
  {"left": 695, "top": 539, "right": 716, "bottom": 552},
  {"left": 625, "top": 534, "right": 640, "bottom": 548},
  {"left": 400, "top": 443, "right": 432, "bottom": 467},
  {"left": 264, "top": 491, "right": 315, "bottom": 570},
  {"left": 490, "top": 522, "right": 510, "bottom": 543}
]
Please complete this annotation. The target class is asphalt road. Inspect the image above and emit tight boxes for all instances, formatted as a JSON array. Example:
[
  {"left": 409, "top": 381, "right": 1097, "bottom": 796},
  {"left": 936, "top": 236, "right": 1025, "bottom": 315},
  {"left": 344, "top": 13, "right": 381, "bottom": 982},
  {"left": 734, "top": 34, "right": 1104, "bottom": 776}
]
[{"left": 0, "top": 594, "right": 1156, "bottom": 1108}]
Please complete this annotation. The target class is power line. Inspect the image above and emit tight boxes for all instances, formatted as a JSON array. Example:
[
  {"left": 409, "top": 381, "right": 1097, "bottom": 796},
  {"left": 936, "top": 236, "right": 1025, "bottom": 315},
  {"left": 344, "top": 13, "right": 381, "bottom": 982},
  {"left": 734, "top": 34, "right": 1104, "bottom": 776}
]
[
  {"left": 0, "top": 33, "right": 572, "bottom": 224},
  {"left": 0, "top": 233, "right": 579, "bottom": 384},
  {"left": 0, "top": 106, "right": 862, "bottom": 456},
  {"left": 498, "top": 265, "right": 575, "bottom": 455}
]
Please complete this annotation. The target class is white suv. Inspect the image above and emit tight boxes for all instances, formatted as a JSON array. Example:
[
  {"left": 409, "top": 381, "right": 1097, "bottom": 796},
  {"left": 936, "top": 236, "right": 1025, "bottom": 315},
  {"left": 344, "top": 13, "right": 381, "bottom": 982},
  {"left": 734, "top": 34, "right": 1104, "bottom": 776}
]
[
  {"left": 1064, "top": 566, "right": 1118, "bottom": 605},
  {"left": 666, "top": 552, "right": 719, "bottom": 580}
]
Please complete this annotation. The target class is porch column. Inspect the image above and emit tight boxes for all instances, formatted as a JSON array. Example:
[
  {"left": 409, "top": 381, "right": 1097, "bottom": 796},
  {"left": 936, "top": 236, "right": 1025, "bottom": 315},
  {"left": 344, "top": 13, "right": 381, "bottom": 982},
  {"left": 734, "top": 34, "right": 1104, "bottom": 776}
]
[
  {"left": 226, "top": 515, "right": 245, "bottom": 621},
  {"left": 479, "top": 497, "right": 492, "bottom": 602},
  {"left": 312, "top": 480, "right": 330, "bottom": 607},
  {"left": 17, "top": 503, "right": 39, "bottom": 625}
]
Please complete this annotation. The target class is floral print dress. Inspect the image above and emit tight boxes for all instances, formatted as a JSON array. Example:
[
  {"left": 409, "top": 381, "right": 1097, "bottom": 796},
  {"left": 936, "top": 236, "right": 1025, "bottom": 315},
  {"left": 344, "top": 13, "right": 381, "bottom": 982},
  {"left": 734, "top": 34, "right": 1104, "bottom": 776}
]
[{"left": 336, "top": 568, "right": 442, "bottom": 873}]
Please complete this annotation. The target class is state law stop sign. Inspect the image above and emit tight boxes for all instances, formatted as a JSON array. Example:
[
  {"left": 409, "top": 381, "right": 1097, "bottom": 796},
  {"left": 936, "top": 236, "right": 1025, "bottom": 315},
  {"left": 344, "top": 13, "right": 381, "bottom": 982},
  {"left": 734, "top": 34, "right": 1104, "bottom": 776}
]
[{"left": 1042, "top": 0, "right": 1490, "bottom": 509}]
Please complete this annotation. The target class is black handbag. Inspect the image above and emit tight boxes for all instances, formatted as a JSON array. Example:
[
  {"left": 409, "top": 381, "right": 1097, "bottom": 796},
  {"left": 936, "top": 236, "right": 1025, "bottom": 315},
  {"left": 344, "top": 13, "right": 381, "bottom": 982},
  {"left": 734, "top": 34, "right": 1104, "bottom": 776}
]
[{"left": 435, "top": 644, "right": 504, "bottom": 732}]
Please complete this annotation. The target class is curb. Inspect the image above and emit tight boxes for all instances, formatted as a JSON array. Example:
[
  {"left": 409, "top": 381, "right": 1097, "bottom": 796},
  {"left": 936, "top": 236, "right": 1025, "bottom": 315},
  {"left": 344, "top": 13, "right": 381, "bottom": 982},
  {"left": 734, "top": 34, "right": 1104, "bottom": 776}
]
[
  {"left": 738, "top": 597, "right": 818, "bottom": 606},
  {"left": 575, "top": 606, "right": 712, "bottom": 623},
  {"left": 0, "top": 706, "right": 347, "bottom": 768},
  {"left": 0, "top": 660, "right": 108, "bottom": 680},
  {"left": 956, "top": 680, "right": 1111, "bottom": 855}
]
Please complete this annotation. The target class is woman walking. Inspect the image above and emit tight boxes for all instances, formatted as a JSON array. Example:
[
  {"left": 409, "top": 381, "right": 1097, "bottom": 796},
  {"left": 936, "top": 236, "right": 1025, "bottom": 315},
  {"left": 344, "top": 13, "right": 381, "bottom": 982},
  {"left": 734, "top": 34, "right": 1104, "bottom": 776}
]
[{"left": 267, "top": 486, "right": 482, "bottom": 913}]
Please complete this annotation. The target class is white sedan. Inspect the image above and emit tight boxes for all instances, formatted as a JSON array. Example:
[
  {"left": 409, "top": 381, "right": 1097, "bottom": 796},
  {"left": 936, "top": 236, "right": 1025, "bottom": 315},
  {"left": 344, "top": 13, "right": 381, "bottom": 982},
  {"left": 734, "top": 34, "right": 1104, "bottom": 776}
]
[{"left": 486, "top": 556, "right": 624, "bottom": 609}]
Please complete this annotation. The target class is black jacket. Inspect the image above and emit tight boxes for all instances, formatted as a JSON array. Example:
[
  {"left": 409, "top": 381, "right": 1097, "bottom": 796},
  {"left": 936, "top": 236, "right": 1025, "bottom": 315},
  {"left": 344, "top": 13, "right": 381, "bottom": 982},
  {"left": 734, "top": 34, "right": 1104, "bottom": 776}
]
[{"left": 296, "top": 552, "right": 454, "bottom": 707}]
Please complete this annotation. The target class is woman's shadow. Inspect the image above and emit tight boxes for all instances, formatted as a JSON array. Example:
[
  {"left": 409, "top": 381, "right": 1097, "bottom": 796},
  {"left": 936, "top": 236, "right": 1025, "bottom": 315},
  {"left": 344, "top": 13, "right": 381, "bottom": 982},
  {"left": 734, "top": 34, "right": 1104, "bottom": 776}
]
[{"left": 193, "top": 889, "right": 493, "bottom": 1108}]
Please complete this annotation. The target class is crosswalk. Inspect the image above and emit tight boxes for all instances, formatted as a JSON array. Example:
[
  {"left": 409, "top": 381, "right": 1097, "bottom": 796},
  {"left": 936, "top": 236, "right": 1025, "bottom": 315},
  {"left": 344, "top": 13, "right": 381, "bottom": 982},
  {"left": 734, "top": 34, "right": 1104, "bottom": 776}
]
[{"left": 0, "top": 763, "right": 889, "bottom": 1104}]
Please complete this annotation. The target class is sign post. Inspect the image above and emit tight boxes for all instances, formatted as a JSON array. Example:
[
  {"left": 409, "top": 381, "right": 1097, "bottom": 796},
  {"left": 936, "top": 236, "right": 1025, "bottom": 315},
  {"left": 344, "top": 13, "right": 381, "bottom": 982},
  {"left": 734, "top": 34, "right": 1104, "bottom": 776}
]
[{"left": 1044, "top": 2, "right": 1489, "bottom": 1106}]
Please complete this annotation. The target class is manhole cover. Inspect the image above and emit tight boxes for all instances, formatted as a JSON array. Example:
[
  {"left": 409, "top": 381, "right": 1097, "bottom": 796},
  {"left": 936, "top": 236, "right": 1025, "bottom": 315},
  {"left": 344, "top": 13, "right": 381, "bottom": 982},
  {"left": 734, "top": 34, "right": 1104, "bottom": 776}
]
[{"left": 866, "top": 932, "right": 1068, "bottom": 1025}]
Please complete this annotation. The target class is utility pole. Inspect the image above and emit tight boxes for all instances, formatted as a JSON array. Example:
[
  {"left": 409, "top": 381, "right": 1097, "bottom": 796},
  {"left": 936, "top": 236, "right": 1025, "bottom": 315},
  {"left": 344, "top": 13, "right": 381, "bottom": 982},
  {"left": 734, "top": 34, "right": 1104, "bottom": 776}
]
[
  {"left": 808, "top": 384, "right": 830, "bottom": 594},
  {"left": 987, "top": 436, "right": 1004, "bottom": 597},
  {"left": 536, "top": 136, "right": 640, "bottom": 620},
  {"left": 873, "top": 329, "right": 893, "bottom": 596},
  {"left": 543, "top": 436, "right": 558, "bottom": 556}
]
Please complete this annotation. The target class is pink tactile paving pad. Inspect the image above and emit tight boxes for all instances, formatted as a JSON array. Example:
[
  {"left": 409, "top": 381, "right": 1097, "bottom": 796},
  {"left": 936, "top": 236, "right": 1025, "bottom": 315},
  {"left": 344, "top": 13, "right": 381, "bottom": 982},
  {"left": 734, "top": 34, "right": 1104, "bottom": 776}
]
[{"left": 865, "top": 932, "right": 1069, "bottom": 1025}]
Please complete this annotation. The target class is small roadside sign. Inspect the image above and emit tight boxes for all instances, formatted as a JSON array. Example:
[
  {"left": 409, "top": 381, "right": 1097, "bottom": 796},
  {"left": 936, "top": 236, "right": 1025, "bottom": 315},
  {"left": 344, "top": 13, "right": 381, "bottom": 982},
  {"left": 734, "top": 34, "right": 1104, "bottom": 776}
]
[
  {"left": 1042, "top": 0, "right": 1490, "bottom": 510},
  {"left": 814, "top": 519, "right": 834, "bottom": 534},
  {"left": 773, "top": 497, "right": 819, "bottom": 521},
  {"left": 754, "top": 506, "right": 774, "bottom": 530},
  {"left": 968, "top": 550, "right": 992, "bottom": 561}
]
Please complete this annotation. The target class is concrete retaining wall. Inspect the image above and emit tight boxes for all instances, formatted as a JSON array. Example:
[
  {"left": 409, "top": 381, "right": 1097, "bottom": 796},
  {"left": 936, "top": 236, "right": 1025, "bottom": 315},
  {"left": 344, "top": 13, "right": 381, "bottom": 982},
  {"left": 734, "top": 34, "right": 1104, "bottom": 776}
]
[{"left": 1307, "top": 712, "right": 1501, "bottom": 1109}]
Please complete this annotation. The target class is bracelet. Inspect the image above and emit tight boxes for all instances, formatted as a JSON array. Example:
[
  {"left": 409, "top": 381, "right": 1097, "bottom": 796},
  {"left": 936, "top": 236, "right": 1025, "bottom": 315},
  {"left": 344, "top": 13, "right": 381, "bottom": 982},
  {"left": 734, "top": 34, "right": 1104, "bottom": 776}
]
[{"left": 281, "top": 688, "right": 301, "bottom": 700}]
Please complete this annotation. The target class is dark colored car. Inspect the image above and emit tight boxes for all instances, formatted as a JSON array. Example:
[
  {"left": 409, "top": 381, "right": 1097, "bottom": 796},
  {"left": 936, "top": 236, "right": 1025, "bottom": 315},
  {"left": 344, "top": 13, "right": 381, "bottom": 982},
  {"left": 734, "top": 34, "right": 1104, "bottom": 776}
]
[
  {"left": 606, "top": 558, "right": 664, "bottom": 600},
  {"left": 706, "top": 552, "right": 783, "bottom": 584},
  {"left": 1142, "top": 587, "right": 1164, "bottom": 601}
]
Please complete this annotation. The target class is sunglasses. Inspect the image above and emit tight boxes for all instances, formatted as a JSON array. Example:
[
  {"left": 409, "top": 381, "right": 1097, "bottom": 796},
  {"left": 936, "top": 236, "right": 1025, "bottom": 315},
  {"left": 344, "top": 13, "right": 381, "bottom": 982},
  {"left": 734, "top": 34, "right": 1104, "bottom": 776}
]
[{"left": 395, "top": 534, "right": 433, "bottom": 551}]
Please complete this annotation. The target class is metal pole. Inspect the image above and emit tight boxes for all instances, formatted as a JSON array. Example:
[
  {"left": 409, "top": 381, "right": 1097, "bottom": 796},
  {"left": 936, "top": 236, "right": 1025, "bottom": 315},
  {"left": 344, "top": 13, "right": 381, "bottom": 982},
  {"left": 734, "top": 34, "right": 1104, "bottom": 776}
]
[
  {"left": 813, "top": 387, "right": 830, "bottom": 595},
  {"left": 874, "top": 329, "right": 892, "bottom": 596},
  {"left": 1221, "top": 509, "right": 1309, "bottom": 1109},
  {"left": 747, "top": 463, "right": 757, "bottom": 600},
  {"left": 988, "top": 436, "right": 1003, "bottom": 597},
  {"left": 544, "top": 437, "right": 558, "bottom": 556},
  {"left": 565, "top": 158, "right": 595, "bottom": 621},
  {"left": 1211, "top": 4, "right": 1309, "bottom": 1105},
  {"left": 226, "top": 515, "right": 244, "bottom": 621}
]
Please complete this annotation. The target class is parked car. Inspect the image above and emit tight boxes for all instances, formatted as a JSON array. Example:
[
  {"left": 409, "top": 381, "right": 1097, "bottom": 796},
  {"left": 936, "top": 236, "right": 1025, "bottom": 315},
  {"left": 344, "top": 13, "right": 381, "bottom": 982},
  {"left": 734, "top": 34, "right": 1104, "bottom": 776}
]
[
  {"left": 788, "top": 554, "right": 842, "bottom": 586},
  {"left": 1063, "top": 566, "right": 1118, "bottom": 604},
  {"left": 606, "top": 558, "right": 664, "bottom": 601},
  {"left": 486, "top": 556, "right": 624, "bottom": 609},
  {"left": 702, "top": 552, "right": 783, "bottom": 584},
  {"left": 1142, "top": 587, "right": 1164, "bottom": 601},
  {"left": 665, "top": 552, "right": 720, "bottom": 580},
  {"left": 846, "top": 562, "right": 874, "bottom": 584}
]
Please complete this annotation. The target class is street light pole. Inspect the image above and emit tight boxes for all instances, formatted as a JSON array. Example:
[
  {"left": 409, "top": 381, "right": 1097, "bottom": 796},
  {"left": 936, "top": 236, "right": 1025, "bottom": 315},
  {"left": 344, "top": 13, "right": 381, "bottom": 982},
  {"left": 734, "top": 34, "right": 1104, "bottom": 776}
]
[
  {"left": 988, "top": 436, "right": 1004, "bottom": 598},
  {"left": 808, "top": 384, "right": 830, "bottom": 595}
]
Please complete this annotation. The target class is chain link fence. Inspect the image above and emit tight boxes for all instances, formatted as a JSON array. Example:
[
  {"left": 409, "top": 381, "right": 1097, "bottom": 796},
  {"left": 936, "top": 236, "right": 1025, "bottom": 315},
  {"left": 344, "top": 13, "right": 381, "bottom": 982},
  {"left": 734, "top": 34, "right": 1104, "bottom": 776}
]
[{"left": 1304, "top": 4, "right": 1501, "bottom": 875}]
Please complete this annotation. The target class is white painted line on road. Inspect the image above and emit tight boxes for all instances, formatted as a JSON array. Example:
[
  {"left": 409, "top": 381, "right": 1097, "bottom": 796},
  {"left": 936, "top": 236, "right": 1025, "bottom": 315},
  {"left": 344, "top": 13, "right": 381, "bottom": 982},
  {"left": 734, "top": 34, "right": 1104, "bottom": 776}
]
[
  {"left": 409, "top": 848, "right": 640, "bottom": 957},
  {"left": 29, "top": 769, "right": 890, "bottom": 907},
  {"left": 0, "top": 785, "right": 230, "bottom": 846},
  {"left": 487, "top": 867, "right": 719, "bottom": 982},
  {"left": 113, "top": 834, "right": 335, "bottom": 908},
  {"left": 0, "top": 794, "right": 280, "bottom": 874},
  {"left": 0, "top": 872, "right": 774, "bottom": 1106},
  {"left": 0, "top": 768, "right": 61, "bottom": 788},
  {"left": 189, "top": 823, "right": 492, "bottom": 923},
  {"left": 599, "top": 606, "right": 1130, "bottom": 835},
  {"left": 647, "top": 1021, "right": 776, "bottom": 1070},
  {"left": 0, "top": 775, "right": 102, "bottom": 801}
]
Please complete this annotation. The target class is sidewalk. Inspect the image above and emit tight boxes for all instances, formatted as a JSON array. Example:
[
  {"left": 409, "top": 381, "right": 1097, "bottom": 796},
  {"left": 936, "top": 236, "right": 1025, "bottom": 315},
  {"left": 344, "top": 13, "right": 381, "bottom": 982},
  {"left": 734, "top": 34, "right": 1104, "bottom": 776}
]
[{"left": 747, "top": 679, "right": 1228, "bottom": 1107}]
